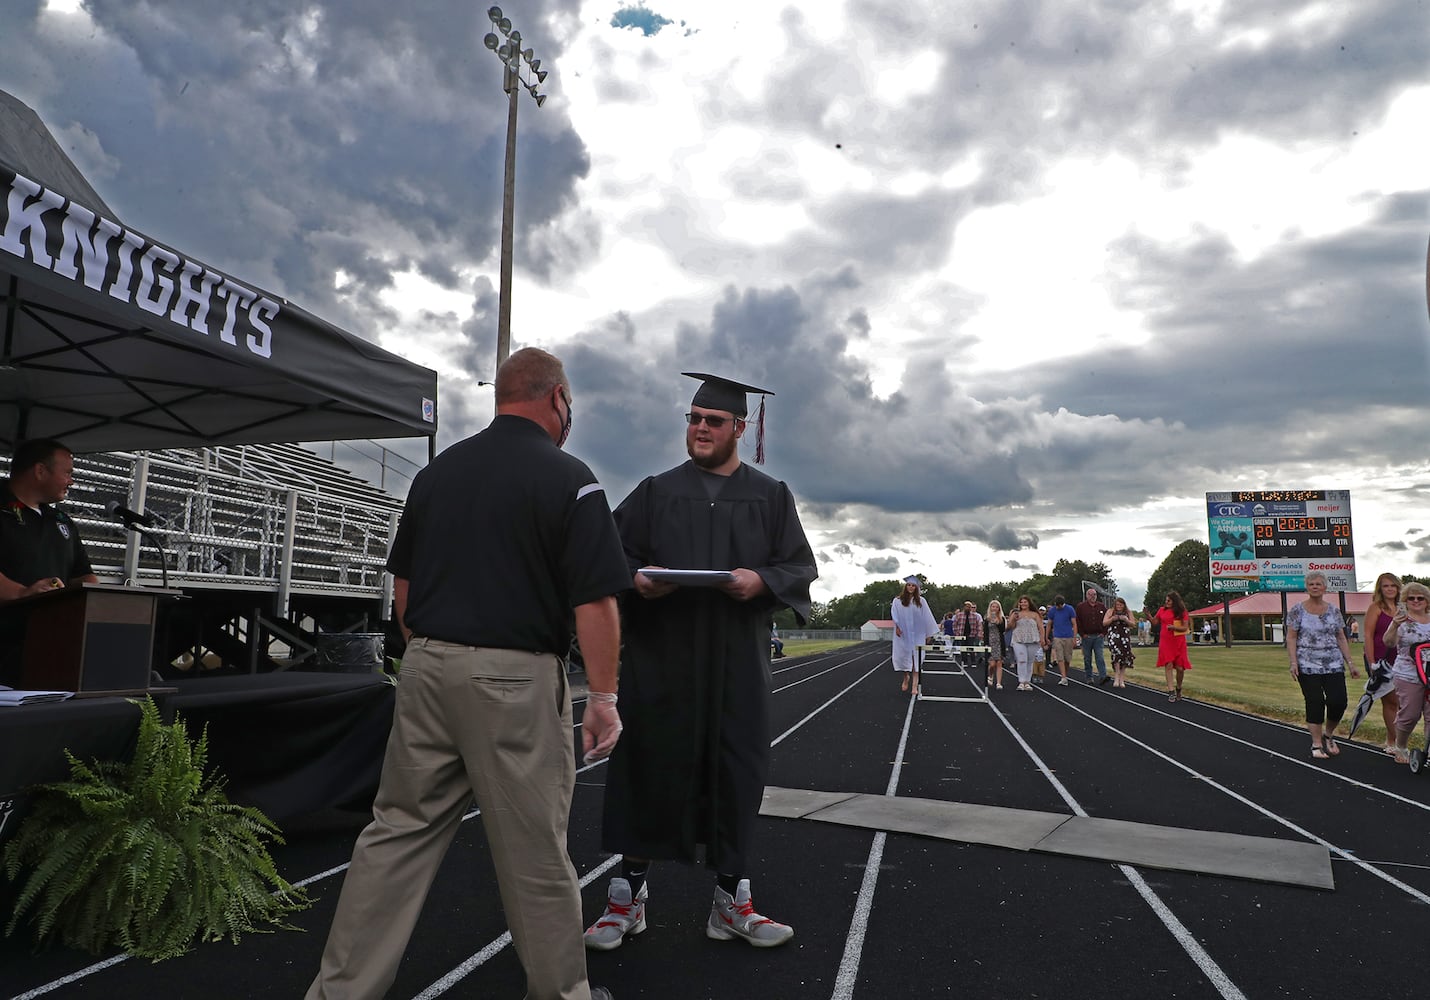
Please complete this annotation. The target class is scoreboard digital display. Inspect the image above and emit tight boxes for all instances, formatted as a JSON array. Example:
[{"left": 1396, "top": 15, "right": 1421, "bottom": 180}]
[{"left": 1204, "top": 490, "right": 1356, "bottom": 592}]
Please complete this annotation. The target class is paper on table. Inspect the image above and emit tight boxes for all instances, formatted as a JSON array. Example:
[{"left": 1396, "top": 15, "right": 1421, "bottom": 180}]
[
  {"left": 0, "top": 686, "right": 74, "bottom": 706},
  {"left": 640, "top": 569, "right": 735, "bottom": 587}
]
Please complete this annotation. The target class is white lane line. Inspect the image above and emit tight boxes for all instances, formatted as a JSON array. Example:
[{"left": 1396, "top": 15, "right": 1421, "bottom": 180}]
[
  {"left": 773, "top": 655, "right": 874, "bottom": 694},
  {"left": 10, "top": 955, "right": 132, "bottom": 999},
  {"left": 1038, "top": 688, "right": 1430, "bottom": 906},
  {"left": 419, "top": 649, "right": 890, "bottom": 998},
  {"left": 830, "top": 681, "right": 918, "bottom": 1000},
  {"left": 1078, "top": 682, "right": 1430, "bottom": 814},
  {"left": 410, "top": 854, "right": 624, "bottom": 1000},
  {"left": 13, "top": 649, "right": 892, "bottom": 1000},
  {"left": 773, "top": 660, "right": 889, "bottom": 745},
  {"left": 985, "top": 689, "right": 1248, "bottom": 999}
]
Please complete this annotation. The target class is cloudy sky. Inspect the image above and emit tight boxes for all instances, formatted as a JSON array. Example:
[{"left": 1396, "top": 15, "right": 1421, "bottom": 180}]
[{"left": 3, "top": 0, "right": 1427, "bottom": 606}]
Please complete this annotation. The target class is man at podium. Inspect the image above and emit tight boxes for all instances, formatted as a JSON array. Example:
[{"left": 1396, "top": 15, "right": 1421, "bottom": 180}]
[{"left": 0, "top": 439, "right": 98, "bottom": 684}]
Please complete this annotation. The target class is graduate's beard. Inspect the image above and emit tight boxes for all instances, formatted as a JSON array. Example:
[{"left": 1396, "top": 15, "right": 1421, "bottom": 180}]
[{"left": 688, "top": 434, "right": 737, "bottom": 469}]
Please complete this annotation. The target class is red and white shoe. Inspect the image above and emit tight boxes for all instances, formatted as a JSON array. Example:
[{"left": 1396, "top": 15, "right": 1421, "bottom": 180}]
[
  {"left": 705, "top": 879, "right": 793, "bottom": 947},
  {"left": 584, "top": 877, "right": 647, "bottom": 951}
]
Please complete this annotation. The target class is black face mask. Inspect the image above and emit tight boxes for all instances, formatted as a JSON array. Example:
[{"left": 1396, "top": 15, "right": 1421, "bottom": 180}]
[{"left": 555, "top": 390, "right": 573, "bottom": 447}]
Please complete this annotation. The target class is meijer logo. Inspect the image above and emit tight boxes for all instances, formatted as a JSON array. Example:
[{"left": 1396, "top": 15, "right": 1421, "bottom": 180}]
[{"left": 1316, "top": 504, "right": 1342, "bottom": 513}]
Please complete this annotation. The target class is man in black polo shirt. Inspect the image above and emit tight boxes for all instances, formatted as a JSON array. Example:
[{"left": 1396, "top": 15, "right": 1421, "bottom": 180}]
[
  {"left": 307, "top": 348, "right": 628, "bottom": 1000},
  {"left": 0, "top": 438, "right": 96, "bottom": 600},
  {"left": 0, "top": 438, "right": 99, "bottom": 685}
]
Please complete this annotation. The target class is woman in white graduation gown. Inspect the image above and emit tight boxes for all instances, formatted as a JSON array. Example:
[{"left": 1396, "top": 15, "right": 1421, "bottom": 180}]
[{"left": 891, "top": 576, "right": 938, "bottom": 694}]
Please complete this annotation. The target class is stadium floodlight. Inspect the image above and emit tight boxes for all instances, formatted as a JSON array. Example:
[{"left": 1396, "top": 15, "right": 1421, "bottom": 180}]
[{"left": 479, "top": 9, "right": 550, "bottom": 373}]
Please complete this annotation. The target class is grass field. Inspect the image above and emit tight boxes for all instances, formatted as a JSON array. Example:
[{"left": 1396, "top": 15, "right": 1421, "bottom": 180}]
[
  {"left": 787, "top": 638, "right": 1416, "bottom": 750},
  {"left": 1136, "top": 641, "right": 1412, "bottom": 750}
]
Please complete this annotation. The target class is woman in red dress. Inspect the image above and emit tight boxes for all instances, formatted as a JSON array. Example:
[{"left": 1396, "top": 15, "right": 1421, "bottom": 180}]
[{"left": 1156, "top": 591, "right": 1192, "bottom": 702}]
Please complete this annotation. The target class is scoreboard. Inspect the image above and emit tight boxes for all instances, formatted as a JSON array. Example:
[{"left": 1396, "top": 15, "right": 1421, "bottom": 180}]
[{"left": 1204, "top": 490, "right": 1356, "bottom": 592}]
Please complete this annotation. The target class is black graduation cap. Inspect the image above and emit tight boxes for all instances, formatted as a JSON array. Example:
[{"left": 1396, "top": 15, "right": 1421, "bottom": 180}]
[{"left": 682, "top": 372, "right": 774, "bottom": 463}]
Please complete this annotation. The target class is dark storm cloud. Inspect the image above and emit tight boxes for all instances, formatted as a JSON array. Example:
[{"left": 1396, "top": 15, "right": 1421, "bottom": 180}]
[
  {"left": 1377, "top": 541, "right": 1409, "bottom": 552},
  {"left": 553, "top": 271, "right": 1176, "bottom": 546},
  {"left": 1, "top": 0, "right": 591, "bottom": 336},
  {"left": 864, "top": 556, "right": 900, "bottom": 574},
  {"left": 1101, "top": 547, "right": 1152, "bottom": 558},
  {"left": 993, "top": 189, "right": 1430, "bottom": 492},
  {"left": 1005, "top": 560, "right": 1039, "bottom": 571}
]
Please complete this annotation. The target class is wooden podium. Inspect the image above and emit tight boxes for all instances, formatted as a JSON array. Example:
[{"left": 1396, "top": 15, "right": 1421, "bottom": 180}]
[{"left": 17, "top": 584, "right": 183, "bottom": 696}]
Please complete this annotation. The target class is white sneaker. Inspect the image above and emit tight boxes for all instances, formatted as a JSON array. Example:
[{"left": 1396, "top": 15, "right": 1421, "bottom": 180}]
[
  {"left": 1057, "top": 677, "right": 1069, "bottom": 686},
  {"left": 706, "top": 879, "right": 793, "bottom": 948},
  {"left": 584, "top": 878, "right": 647, "bottom": 951}
]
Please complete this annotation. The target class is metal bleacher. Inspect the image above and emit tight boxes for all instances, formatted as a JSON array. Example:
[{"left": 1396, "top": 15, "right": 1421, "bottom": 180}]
[{"left": 6, "top": 444, "right": 408, "bottom": 673}]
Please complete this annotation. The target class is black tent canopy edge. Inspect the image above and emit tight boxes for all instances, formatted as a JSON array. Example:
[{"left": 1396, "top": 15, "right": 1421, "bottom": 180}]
[{"left": 0, "top": 89, "right": 438, "bottom": 454}]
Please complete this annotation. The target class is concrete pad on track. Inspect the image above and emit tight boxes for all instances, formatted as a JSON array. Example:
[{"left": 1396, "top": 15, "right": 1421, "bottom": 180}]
[
  {"left": 759, "top": 785, "right": 860, "bottom": 818},
  {"left": 762, "top": 785, "right": 1334, "bottom": 890},
  {"left": 792, "top": 790, "right": 1069, "bottom": 850},
  {"left": 1037, "top": 815, "right": 1335, "bottom": 890}
]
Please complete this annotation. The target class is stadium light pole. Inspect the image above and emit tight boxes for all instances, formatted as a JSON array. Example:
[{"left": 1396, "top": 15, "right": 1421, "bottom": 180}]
[{"left": 483, "top": 6, "right": 548, "bottom": 373}]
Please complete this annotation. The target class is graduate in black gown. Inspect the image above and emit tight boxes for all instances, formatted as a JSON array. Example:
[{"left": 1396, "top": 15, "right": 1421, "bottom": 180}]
[{"left": 585, "top": 373, "right": 817, "bottom": 953}]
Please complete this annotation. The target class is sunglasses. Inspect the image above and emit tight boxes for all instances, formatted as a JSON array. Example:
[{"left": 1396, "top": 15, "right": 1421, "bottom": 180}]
[
  {"left": 1408, "top": 596, "right": 1428, "bottom": 603},
  {"left": 685, "top": 412, "right": 739, "bottom": 429}
]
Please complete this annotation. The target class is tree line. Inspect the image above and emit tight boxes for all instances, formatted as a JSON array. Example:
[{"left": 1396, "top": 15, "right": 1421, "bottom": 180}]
[{"left": 781, "top": 540, "right": 1233, "bottom": 631}]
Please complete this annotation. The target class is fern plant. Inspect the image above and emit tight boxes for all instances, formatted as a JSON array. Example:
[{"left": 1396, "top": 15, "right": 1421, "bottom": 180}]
[{"left": 3, "top": 696, "right": 310, "bottom": 960}]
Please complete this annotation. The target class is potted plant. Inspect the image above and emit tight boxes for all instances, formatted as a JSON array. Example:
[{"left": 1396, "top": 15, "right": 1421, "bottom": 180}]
[{"left": 3, "top": 697, "right": 310, "bottom": 960}]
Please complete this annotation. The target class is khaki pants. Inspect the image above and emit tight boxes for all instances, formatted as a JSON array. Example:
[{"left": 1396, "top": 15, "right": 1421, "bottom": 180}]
[{"left": 306, "top": 639, "right": 591, "bottom": 1000}]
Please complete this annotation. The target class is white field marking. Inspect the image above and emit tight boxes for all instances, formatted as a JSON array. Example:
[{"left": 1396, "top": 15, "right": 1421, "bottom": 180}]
[
  {"left": 1101, "top": 673, "right": 1390, "bottom": 750},
  {"left": 1080, "top": 681, "right": 1430, "bottom": 814},
  {"left": 1037, "top": 687, "right": 1430, "bottom": 906},
  {"left": 986, "top": 691, "right": 1249, "bottom": 999},
  {"left": 19, "top": 733, "right": 618, "bottom": 997},
  {"left": 772, "top": 659, "right": 889, "bottom": 745},
  {"left": 10, "top": 854, "right": 367, "bottom": 999},
  {"left": 773, "top": 656, "right": 873, "bottom": 694},
  {"left": 830, "top": 679, "right": 919, "bottom": 1000},
  {"left": 19, "top": 650, "right": 889, "bottom": 999},
  {"left": 11, "top": 955, "right": 132, "bottom": 999},
  {"left": 419, "top": 650, "right": 889, "bottom": 997},
  {"left": 410, "top": 853, "right": 624, "bottom": 1000}
]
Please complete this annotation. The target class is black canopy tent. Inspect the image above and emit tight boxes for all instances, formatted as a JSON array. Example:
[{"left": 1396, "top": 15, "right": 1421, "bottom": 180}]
[{"left": 0, "top": 90, "right": 438, "bottom": 455}]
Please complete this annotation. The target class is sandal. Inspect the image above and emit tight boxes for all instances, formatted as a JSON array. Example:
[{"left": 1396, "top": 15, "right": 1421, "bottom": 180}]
[
  {"left": 1311, "top": 746, "right": 1330, "bottom": 760},
  {"left": 1322, "top": 737, "right": 1340, "bottom": 757},
  {"left": 1394, "top": 750, "right": 1410, "bottom": 765}
]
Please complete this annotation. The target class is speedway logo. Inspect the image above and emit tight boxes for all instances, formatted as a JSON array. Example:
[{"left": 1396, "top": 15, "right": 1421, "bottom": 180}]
[
  {"left": 1210, "top": 561, "right": 1258, "bottom": 575},
  {"left": 1307, "top": 561, "right": 1354, "bottom": 571}
]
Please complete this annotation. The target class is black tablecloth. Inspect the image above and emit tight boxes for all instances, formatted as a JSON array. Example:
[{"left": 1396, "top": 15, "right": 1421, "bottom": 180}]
[
  {"left": 0, "top": 673, "right": 395, "bottom": 845},
  {"left": 160, "top": 673, "right": 395, "bottom": 821}
]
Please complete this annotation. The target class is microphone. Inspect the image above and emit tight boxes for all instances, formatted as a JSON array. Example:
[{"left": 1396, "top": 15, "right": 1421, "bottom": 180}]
[{"left": 105, "top": 499, "right": 157, "bottom": 528}]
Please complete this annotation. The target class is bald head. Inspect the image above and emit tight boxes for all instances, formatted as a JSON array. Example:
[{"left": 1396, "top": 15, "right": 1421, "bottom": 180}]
[{"left": 495, "top": 348, "right": 569, "bottom": 405}]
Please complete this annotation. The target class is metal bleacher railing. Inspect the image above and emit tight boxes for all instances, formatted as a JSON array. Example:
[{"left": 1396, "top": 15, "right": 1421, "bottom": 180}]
[{"left": 7, "top": 444, "right": 404, "bottom": 616}]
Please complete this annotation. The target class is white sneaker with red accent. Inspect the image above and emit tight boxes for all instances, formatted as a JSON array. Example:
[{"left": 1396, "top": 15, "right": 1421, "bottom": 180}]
[
  {"left": 584, "top": 877, "right": 647, "bottom": 951},
  {"left": 705, "top": 879, "right": 794, "bottom": 947}
]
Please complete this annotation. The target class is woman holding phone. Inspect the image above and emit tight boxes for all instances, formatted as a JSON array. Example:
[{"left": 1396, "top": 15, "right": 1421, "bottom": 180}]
[{"left": 1103, "top": 597, "right": 1137, "bottom": 688}]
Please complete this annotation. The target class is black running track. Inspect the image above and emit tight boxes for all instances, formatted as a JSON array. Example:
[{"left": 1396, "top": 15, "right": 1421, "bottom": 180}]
[{"left": 8, "top": 641, "right": 1430, "bottom": 999}]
